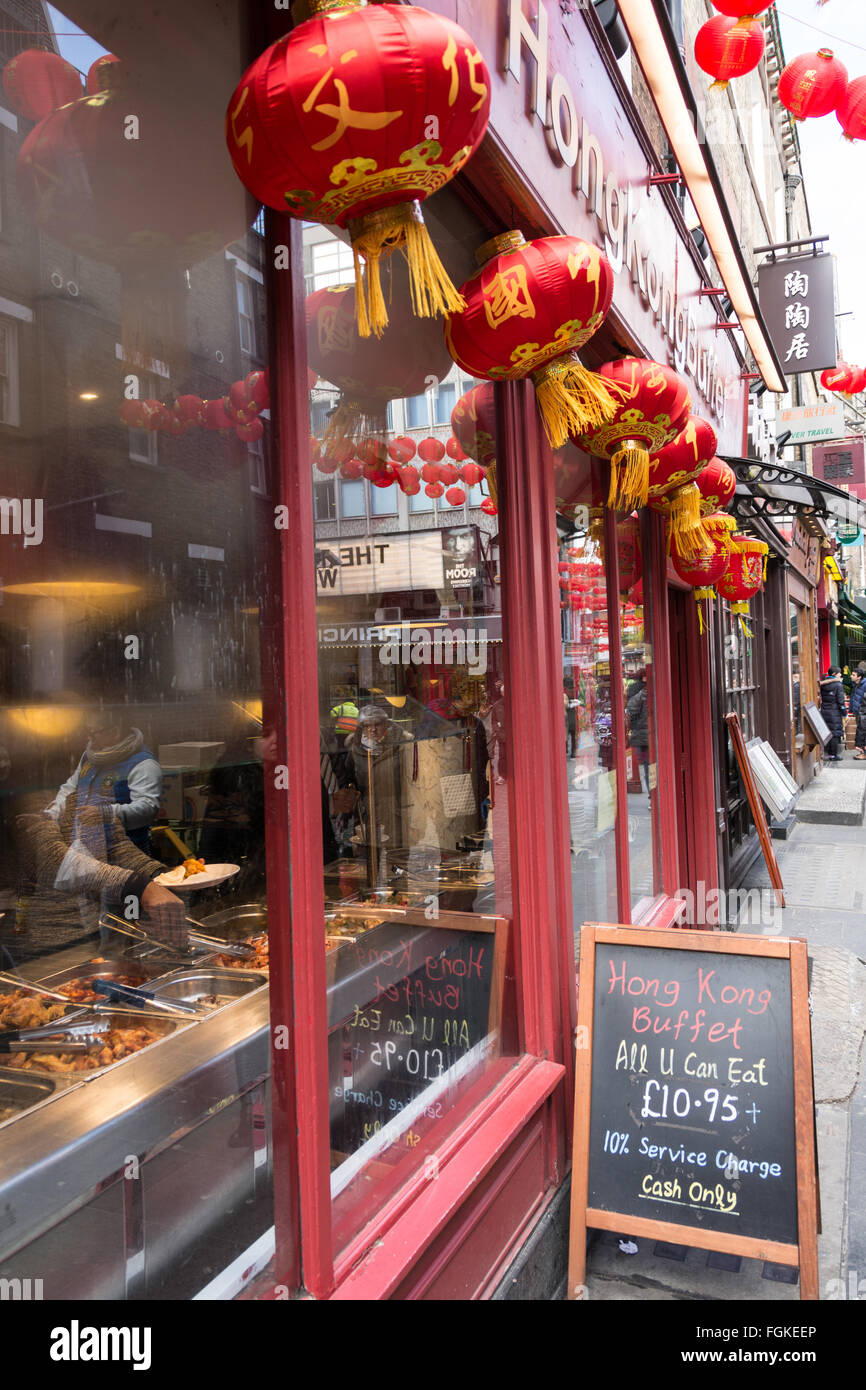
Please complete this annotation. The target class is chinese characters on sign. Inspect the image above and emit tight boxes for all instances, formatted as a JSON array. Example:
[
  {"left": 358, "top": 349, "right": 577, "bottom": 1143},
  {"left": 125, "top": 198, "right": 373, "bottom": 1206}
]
[{"left": 757, "top": 253, "right": 837, "bottom": 377}]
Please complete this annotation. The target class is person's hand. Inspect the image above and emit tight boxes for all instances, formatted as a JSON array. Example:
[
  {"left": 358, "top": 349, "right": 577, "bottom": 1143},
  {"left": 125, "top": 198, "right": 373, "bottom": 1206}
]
[{"left": 141, "top": 881, "right": 188, "bottom": 949}]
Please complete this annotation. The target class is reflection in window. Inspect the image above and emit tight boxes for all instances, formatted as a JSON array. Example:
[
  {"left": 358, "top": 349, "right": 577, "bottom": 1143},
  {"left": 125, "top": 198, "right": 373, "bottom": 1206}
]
[{"left": 340, "top": 479, "right": 366, "bottom": 519}]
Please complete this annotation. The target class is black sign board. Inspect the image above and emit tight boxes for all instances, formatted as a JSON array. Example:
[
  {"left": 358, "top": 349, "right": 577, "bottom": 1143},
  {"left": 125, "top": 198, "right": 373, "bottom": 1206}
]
[
  {"left": 327, "top": 913, "right": 506, "bottom": 1157},
  {"left": 803, "top": 701, "right": 832, "bottom": 748},
  {"left": 757, "top": 253, "right": 837, "bottom": 377},
  {"left": 568, "top": 925, "right": 818, "bottom": 1299}
]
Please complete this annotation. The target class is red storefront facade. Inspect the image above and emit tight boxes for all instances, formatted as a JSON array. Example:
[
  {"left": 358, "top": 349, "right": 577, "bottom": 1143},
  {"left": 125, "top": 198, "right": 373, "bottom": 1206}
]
[{"left": 0, "top": 0, "right": 758, "bottom": 1302}]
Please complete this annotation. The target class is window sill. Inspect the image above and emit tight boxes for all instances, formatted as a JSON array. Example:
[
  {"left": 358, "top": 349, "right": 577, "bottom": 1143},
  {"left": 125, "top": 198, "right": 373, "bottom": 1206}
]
[{"left": 330, "top": 1055, "right": 564, "bottom": 1300}]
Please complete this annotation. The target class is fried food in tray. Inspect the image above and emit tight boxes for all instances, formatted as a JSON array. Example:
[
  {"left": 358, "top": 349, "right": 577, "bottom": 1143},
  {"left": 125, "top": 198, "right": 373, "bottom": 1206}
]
[
  {"left": 0, "top": 990, "right": 69, "bottom": 1033},
  {"left": 4, "top": 1019, "right": 169, "bottom": 1075},
  {"left": 215, "top": 932, "right": 269, "bottom": 971},
  {"left": 55, "top": 974, "right": 145, "bottom": 1005}
]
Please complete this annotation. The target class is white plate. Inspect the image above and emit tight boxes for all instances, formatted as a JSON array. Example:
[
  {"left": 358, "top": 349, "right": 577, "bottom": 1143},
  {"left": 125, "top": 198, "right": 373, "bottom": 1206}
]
[{"left": 155, "top": 863, "right": 240, "bottom": 892}]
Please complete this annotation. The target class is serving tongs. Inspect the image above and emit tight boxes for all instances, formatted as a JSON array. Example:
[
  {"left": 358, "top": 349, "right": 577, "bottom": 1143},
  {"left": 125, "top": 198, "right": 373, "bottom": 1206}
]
[
  {"left": 101, "top": 911, "right": 257, "bottom": 961},
  {"left": 0, "top": 1016, "right": 112, "bottom": 1054},
  {"left": 90, "top": 979, "right": 204, "bottom": 1016},
  {"left": 0, "top": 970, "right": 194, "bottom": 1022}
]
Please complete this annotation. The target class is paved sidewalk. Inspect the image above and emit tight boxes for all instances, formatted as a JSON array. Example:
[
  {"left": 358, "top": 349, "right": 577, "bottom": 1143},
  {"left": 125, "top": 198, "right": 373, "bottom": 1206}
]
[{"left": 582, "top": 775, "right": 866, "bottom": 1302}]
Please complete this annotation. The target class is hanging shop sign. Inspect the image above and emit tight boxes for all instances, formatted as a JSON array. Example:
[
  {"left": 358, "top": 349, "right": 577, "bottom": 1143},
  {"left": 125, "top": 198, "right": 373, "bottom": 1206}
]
[
  {"left": 567, "top": 922, "right": 819, "bottom": 1300},
  {"left": 812, "top": 437, "right": 865, "bottom": 483},
  {"left": 778, "top": 400, "right": 847, "bottom": 445},
  {"left": 448, "top": 0, "right": 745, "bottom": 446},
  {"left": 315, "top": 532, "right": 445, "bottom": 596},
  {"left": 757, "top": 253, "right": 838, "bottom": 377}
]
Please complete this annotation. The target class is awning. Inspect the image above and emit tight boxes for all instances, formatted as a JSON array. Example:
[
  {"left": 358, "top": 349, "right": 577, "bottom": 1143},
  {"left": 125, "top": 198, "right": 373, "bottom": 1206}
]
[
  {"left": 720, "top": 457, "right": 866, "bottom": 532},
  {"left": 839, "top": 592, "right": 866, "bottom": 631},
  {"left": 824, "top": 556, "right": 843, "bottom": 583}
]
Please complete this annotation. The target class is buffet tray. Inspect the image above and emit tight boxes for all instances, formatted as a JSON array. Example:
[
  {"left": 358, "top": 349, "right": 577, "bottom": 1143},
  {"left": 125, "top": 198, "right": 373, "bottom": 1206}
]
[
  {"left": 0, "top": 1011, "right": 195, "bottom": 1079},
  {"left": 35, "top": 958, "right": 162, "bottom": 993},
  {"left": 149, "top": 968, "right": 267, "bottom": 1010},
  {"left": 0, "top": 1067, "right": 81, "bottom": 1128}
]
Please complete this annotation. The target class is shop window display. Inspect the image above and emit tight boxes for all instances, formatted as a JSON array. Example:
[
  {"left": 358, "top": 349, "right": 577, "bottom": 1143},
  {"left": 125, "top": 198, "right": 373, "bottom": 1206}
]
[{"left": 306, "top": 211, "right": 520, "bottom": 1253}]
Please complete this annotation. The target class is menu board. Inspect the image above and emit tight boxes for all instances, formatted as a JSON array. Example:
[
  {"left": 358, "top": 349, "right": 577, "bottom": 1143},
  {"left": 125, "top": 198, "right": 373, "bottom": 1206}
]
[
  {"left": 569, "top": 924, "right": 818, "bottom": 1300},
  {"left": 327, "top": 915, "right": 506, "bottom": 1158}
]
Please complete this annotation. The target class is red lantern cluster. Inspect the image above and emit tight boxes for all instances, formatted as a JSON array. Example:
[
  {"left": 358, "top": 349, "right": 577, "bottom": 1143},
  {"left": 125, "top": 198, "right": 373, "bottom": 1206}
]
[
  {"left": 446, "top": 232, "right": 618, "bottom": 449},
  {"left": 2, "top": 48, "right": 82, "bottom": 122},
  {"left": 821, "top": 363, "right": 866, "bottom": 396},
  {"left": 118, "top": 370, "right": 269, "bottom": 442},
  {"left": 695, "top": 15, "right": 766, "bottom": 90},
  {"left": 669, "top": 513, "right": 738, "bottom": 634},
  {"left": 226, "top": 0, "right": 490, "bottom": 336},
  {"left": 314, "top": 432, "right": 480, "bottom": 509},
  {"left": 715, "top": 534, "right": 769, "bottom": 636}
]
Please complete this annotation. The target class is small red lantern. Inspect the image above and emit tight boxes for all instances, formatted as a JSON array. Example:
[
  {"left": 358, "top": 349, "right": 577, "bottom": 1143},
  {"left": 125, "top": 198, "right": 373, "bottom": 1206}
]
[
  {"left": 445, "top": 436, "right": 467, "bottom": 461},
  {"left": 237, "top": 418, "right": 265, "bottom": 442},
  {"left": 460, "top": 461, "right": 484, "bottom": 487},
  {"left": 395, "top": 464, "right": 420, "bottom": 493},
  {"left": 242, "top": 369, "right": 270, "bottom": 410},
  {"left": 445, "top": 486, "right": 466, "bottom": 507},
  {"left": 203, "top": 399, "right": 234, "bottom": 432},
  {"left": 175, "top": 394, "right": 205, "bottom": 425},
  {"left": 226, "top": 0, "right": 490, "bottom": 337},
  {"left": 425, "top": 482, "right": 444, "bottom": 499},
  {"left": 2, "top": 49, "right": 82, "bottom": 123},
  {"left": 575, "top": 357, "right": 691, "bottom": 511},
  {"left": 451, "top": 383, "right": 497, "bottom": 468},
  {"left": 86, "top": 55, "right": 123, "bottom": 95},
  {"left": 480, "top": 497, "right": 498, "bottom": 516},
  {"left": 838, "top": 76, "right": 866, "bottom": 142},
  {"left": 695, "top": 16, "right": 765, "bottom": 90},
  {"left": 340, "top": 457, "right": 365, "bottom": 480},
  {"left": 670, "top": 513, "right": 738, "bottom": 633},
  {"left": 847, "top": 367, "right": 866, "bottom": 396},
  {"left": 716, "top": 534, "right": 769, "bottom": 636},
  {"left": 778, "top": 49, "right": 848, "bottom": 120},
  {"left": 710, "top": 0, "right": 775, "bottom": 18},
  {"left": 418, "top": 437, "right": 446, "bottom": 463},
  {"left": 306, "top": 283, "right": 451, "bottom": 446},
  {"left": 693, "top": 457, "right": 737, "bottom": 515},
  {"left": 445, "top": 232, "right": 617, "bottom": 449},
  {"left": 388, "top": 436, "right": 416, "bottom": 464},
  {"left": 821, "top": 363, "right": 854, "bottom": 393}
]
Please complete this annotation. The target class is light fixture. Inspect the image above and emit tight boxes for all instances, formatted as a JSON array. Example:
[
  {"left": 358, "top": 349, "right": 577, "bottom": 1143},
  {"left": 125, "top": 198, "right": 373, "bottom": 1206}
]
[
  {"left": 8, "top": 706, "right": 84, "bottom": 739},
  {"left": 776, "top": 430, "right": 792, "bottom": 455},
  {"left": 79, "top": 392, "right": 99, "bottom": 401},
  {"left": 613, "top": 0, "right": 786, "bottom": 393},
  {"left": 2, "top": 580, "right": 140, "bottom": 599}
]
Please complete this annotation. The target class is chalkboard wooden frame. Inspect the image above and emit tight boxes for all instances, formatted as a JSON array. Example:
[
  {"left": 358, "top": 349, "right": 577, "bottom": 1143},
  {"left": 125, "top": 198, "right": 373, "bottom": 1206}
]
[
  {"left": 568, "top": 923, "right": 818, "bottom": 1301},
  {"left": 726, "top": 713, "right": 786, "bottom": 907}
]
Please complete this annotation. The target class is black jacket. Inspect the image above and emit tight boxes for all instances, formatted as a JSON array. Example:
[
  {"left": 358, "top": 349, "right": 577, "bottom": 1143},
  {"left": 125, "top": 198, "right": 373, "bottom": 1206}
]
[{"left": 819, "top": 676, "right": 847, "bottom": 738}]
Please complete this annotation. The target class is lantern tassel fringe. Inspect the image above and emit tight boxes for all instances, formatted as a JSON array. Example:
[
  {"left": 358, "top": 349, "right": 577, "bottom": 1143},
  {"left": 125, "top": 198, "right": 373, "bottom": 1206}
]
[
  {"left": 731, "top": 601, "right": 753, "bottom": 639},
  {"left": 533, "top": 357, "right": 618, "bottom": 450},
  {"left": 350, "top": 202, "right": 465, "bottom": 339},
  {"left": 666, "top": 486, "right": 712, "bottom": 563},
  {"left": 693, "top": 589, "right": 715, "bottom": 638},
  {"left": 608, "top": 444, "right": 650, "bottom": 512}
]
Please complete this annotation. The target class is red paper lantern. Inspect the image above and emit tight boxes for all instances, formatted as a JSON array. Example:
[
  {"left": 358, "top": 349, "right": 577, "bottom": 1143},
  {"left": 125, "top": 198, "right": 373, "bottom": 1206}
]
[
  {"left": 778, "top": 49, "right": 848, "bottom": 120},
  {"left": 425, "top": 482, "right": 445, "bottom": 499},
  {"left": 647, "top": 416, "right": 718, "bottom": 558},
  {"left": 445, "top": 485, "right": 466, "bottom": 507},
  {"left": 388, "top": 436, "right": 416, "bottom": 464},
  {"left": 438, "top": 462, "right": 459, "bottom": 485},
  {"left": 420, "top": 462, "right": 441, "bottom": 484},
  {"left": 847, "top": 367, "right": 866, "bottom": 396},
  {"left": 670, "top": 513, "right": 738, "bottom": 633},
  {"left": 710, "top": 1, "right": 775, "bottom": 18},
  {"left": 118, "top": 399, "right": 148, "bottom": 428},
  {"left": 695, "top": 16, "right": 765, "bottom": 90},
  {"left": 575, "top": 357, "right": 691, "bottom": 510},
  {"left": 315, "top": 452, "right": 341, "bottom": 475},
  {"left": 445, "top": 436, "right": 467, "bottom": 461},
  {"left": 395, "top": 464, "right": 420, "bottom": 493},
  {"left": 480, "top": 497, "right": 498, "bottom": 516},
  {"left": 202, "top": 399, "right": 234, "bottom": 431},
  {"left": 2, "top": 49, "right": 82, "bottom": 123},
  {"left": 838, "top": 76, "right": 866, "bottom": 142},
  {"left": 226, "top": 0, "right": 490, "bottom": 337},
  {"left": 445, "top": 231, "right": 617, "bottom": 448},
  {"left": 694, "top": 458, "right": 737, "bottom": 515},
  {"left": 716, "top": 534, "right": 768, "bottom": 635},
  {"left": 340, "top": 457, "right": 365, "bottom": 480},
  {"left": 175, "top": 394, "right": 205, "bottom": 424},
  {"left": 85, "top": 54, "right": 122, "bottom": 95},
  {"left": 460, "top": 461, "right": 484, "bottom": 487},
  {"left": 236, "top": 418, "right": 264, "bottom": 442},
  {"left": 451, "top": 383, "right": 497, "bottom": 468},
  {"left": 306, "top": 283, "right": 451, "bottom": 445},
  {"left": 418, "top": 437, "right": 446, "bottom": 463},
  {"left": 821, "top": 363, "right": 854, "bottom": 393}
]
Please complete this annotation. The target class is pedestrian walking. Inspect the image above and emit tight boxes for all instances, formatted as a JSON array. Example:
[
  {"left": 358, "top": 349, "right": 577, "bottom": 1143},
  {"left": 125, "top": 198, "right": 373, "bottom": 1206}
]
[{"left": 819, "top": 666, "right": 848, "bottom": 762}]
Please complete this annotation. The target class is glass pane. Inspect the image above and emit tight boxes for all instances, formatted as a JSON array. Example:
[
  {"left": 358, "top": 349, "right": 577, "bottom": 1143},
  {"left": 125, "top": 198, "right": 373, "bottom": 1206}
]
[
  {"left": 340, "top": 480, "right": 366, "bottom": 519},
  {"left": 305, "top": 207, "right": 519, "bottom": 1255},
  {"left": 627, "top": 513, "right": 660, "bottom": 908},
  {"left": 554, "top": 448, "right": 619, "bottom": 944},
  {"left": 0, "top": 5, "right": 282, "bottom": 1296}
]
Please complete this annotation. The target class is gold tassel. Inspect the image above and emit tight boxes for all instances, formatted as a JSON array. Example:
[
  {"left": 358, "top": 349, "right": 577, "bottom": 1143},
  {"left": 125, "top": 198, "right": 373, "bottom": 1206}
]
[
  {"left": 532, "top": 354, "right": 618, "bottom": 450},
  {"left": 322, "top": 393, "right": 388, "bottom": 453},
  {"left": 348, "top": 201, "right": 465, "bottom": 338},
  {"left": 732, "top": 601, "right": 753, "bottom": 638},
  {"left": 607, "top": 441, "right": 649, "bottom": 511},
  {"left": 485, "top": 461, "right": 498, "bottom": 508},
  {"left": 693, "top": 589, "right": 715, "bottom": 637},
  {"left": 668, "top": 485, "right": 712, "bottom": 563}
]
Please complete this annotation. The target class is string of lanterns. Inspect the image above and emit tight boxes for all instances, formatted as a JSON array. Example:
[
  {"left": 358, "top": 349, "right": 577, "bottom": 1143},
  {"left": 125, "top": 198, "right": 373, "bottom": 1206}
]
[{"left": 118, "top": 370, "right": 269, "bottom": 441}]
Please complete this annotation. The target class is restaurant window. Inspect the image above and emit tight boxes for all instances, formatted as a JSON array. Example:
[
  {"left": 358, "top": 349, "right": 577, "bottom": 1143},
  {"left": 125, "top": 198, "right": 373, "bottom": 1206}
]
[
  {"left": 628, "top": 511, "right": 662, "bottom": 910},
  {"left": 433, "top": 379, "right": 457, "bottom": 427},
  {"left": 311, "top": 236, "right": 355, "bottom": 291},
  {"left": 0, "top": 7, "right": 282, "bottom": 1300},
  {"left": 315, "top": 478, "right": 338, "bottom": 521},
  {"left": 340, "top": 478, "right": 366, "bottom": 520},
  {"left": 0, "top": 316, "right": 20, "bottom": 426},
  {"left": 305, "top": 208, "right": 519, "bottom": 1255}
]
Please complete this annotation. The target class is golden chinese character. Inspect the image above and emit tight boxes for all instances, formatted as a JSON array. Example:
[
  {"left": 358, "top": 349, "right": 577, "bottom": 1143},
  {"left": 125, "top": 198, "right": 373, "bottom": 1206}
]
[
  {"left": 465, "top": 47, "right": 488, "bottom": 113},
  {"left": 302, "top": 67, "right": 403, "bottom": 152},
  {"left": 482, "top": 265, "right": 535, "bottom": 329},
  {"left": 443, "top": 34, "right": 459, "bottom": 107},
  {"left": 229, "top": 86, "right": 254, "bottom": 164}
]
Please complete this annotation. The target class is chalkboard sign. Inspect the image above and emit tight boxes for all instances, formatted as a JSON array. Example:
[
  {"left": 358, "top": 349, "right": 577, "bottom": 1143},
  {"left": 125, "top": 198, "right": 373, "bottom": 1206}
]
[
  {"left": 568, "top": 924, "right": 818, "bottom": 1300},
  {"left": 326, "top": 911, "right": 507, "bottom": 1163}
]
